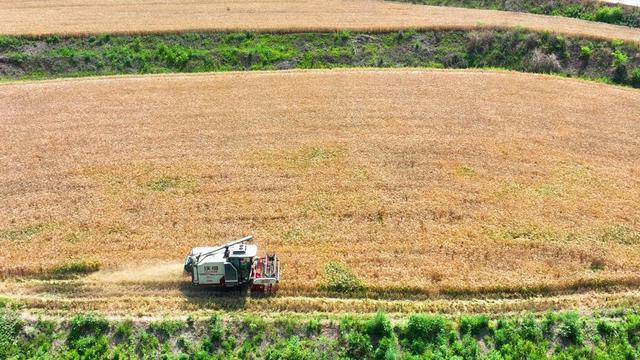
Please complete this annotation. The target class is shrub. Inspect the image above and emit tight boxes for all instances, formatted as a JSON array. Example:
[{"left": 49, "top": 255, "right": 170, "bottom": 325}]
[
  {"left": 612, "top": 49, "right": 629, "bottom": 66},
  {"left": 524, "top": 49, "right": 561, "bottom": 73},
  {"left": 374, "top": 337, "right": 397, "bottom": 360},
  {"left": 344, "top": 331, "right": 373, "bottom": 359},
  {"left": 459, "top": 315, "right": 489, "bottom": 336},
  {"left": 597, "top": 319, "right": 622, "bottom": 339},
  {"left": 68, "top": 313, "right": 109, "bottom": 343},
  {"left": 334, "top": 30, "right": 352, "bottom": 44},
  {"left": 556, "top": 312, "right": 583, "bottom": 345},
  {"left": 367, "top": 311, "right": 393, "bottom": 340},
  {"left": 306, "top": 317, "right": 322, "bottom": 336},
  {"left": 322, "top": 261, "right": 365, "bottom": 293},
  {"left": 265, "top": 336, "right": 314, "bottom": 360},
  {"left": 518, "top": 314, "right": 543, "bottom": 343},
  {"left": 402, "top": 314, "right": 446, "bottom": 354},
  {"left": 210, "top": 314, "right": 225, "bottom": 343},
  {"left": 67, "top": 313, "right": 110, "bottom": 358},
  {"left": 46, "top": 35, "right": 60, "bottom": 44},
  {"left": 595, "top": 6, "right": 625, "bottom": 24},
  {"left": 580, "top": 45, "right": 593, "bottom": 58},
  {"left": 0, "top": 309, "right": 23, "bottom": 358},
  {"left": 136, "top": 328, "right": 160, "bottom": 358},
  {"left": 625, "top": 314, "right": 640, "bottom": 345},
  {"left": 452, "top": 334, "right": 481, "bottom": 359},
  {"left": 114, "top": 319, "right": 134, "bottom": 343},
  {"left": 148, "top": 319, "right": 185, "bottom": 339},
  {"left": 632, "top": 68, "right": 640, "bottom": 88}
]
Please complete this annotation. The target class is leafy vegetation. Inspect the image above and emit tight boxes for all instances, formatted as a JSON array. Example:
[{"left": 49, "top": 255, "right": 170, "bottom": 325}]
[
  {"left": 396, "top": 0, "right": 640, "bottom": 28},
  {"left": 51, "top": 259, "right": 101, "bottom": 277},
  {"left": 322, "top": 261, "right": 366, "bottom": 293},
  {"left": 4, "top": 309, "right": 640, "bottom": 358},
  {"left": 1, "top": 30, "right": 639, "bottom": 88},
  {"left": 0, "top": 223, "right": 49, "bottom": 241}
]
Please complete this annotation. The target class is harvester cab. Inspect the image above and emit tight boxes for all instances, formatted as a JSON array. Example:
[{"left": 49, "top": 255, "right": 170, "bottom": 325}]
[{"left": 183, "top": 236, "right": 280, "bottom": 294}]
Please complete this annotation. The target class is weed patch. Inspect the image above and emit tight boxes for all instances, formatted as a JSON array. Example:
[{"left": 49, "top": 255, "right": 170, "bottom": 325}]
[
  {"left": 145, "top": 176, "right": 198, "bottom": 193},
  {"left": 0, "top": 223, "right": 48, "bottom": 241},
  {"left": 51, "top": 259, "right": 100, "bottom": 277},
  {"left": 321, "top": 261, "right": 366, "bottom": 293}
]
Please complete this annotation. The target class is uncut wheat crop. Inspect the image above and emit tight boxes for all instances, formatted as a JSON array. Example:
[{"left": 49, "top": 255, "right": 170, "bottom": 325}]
[
  {"left": 0, "top": 0, "right": 639, "bottom": 43},
  {"left": 1, "top": 69, "right": 639, "bottom": 296}
]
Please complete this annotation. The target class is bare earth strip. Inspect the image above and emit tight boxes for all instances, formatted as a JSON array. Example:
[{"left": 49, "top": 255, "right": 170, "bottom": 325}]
[
  {"left": 1, "top": 69, "right": 640, "bottom": 311},
  {"left": 1, "top": 0, "right": 640, "bottom": 43}
]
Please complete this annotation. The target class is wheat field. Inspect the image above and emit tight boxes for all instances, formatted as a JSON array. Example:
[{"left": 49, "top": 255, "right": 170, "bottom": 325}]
[
  {"left": 1, "top": 69, "right": 639, "bottom": 301},
  {"left": 1, "top": 0, "right": 640, "bottom": 43}
]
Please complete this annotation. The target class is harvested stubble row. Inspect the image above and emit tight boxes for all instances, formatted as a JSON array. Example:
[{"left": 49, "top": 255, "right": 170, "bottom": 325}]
[
  {"left": 0, "top": 0, "right": 639, "bottom": 43},
  {"left": 0, "top": 69, "right": 640, "bottom": 297}
]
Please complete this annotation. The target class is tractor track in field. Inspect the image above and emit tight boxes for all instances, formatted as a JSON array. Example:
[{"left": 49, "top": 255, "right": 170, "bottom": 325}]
[
  {"left": 2, "top": 268, "right": 640, "bottom": 315},
  {"left": 1, "top": 0, "right": 639, "bottom": 43},
  {"left": 3, "top": 280, "right": 640, "bottom": 316}
]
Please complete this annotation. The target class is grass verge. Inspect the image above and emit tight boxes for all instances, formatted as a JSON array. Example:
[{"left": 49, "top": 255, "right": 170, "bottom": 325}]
[
  {"left": 1, "top": 29, "right": 639, "bottom": 88},
  {"left": 4, "top": 308, "right": 640, "bottom": 358}
]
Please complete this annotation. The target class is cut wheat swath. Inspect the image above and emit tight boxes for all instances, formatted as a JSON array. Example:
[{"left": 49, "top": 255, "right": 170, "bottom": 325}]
[{"left": 0, "top": 0, "right": 639, "bottom": 43}]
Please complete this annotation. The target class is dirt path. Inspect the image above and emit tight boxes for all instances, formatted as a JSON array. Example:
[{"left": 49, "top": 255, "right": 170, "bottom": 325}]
[{"left": 1, "top": 0, "right": 639, "bottom": 42}]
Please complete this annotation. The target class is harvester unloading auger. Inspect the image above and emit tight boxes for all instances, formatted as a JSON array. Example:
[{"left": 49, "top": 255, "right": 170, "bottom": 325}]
[{"left": 183, "top": 236, "right": 280, "bottom": 294}]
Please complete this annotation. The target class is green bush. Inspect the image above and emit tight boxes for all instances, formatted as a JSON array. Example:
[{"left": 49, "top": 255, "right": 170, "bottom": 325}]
[
  {"left": 306, "top": 317, "right": 322, "bottom": 336},
  {"left": 344, "top": 331, "right": 373, "bottom": 359},
  {"left": 136, "top": 328, "right": 160, "bottom": 358},
  {"left": 631, "top": 68, "right": 640, "bottom": 88},
  {"left": 265, "top": 336, "right": 314, "bottom": 360},
  {"left": 148, "top": 319, "right": 185, "bottom": 339},
  {"left": 556, "top": 312, "right": 583, "bottom": 345},
  {"left": 367, "top": 311, "right": 393, "bottom": 340},
  {"left": 334, "top": 30, "right": 352, "bottom": 44},
  {"left": 518, "top": 314, "right": 543, "bottom": 343},
  {"left": 402, "top": 314, "right": 446, "bottom": 354},
  {"left": 209, "top": 313, "right": 225, "bottom": 343},
  {"left": 625, "top": 314, "right": 640, "bottom": 345},
  {"left": 322, "top": 261, "right": 365, "bottom": 293},
  {"left": 114, "top": 319, "right": 134, "bottom": 343},
  {"left": 67, "top": 313, "right": 109, "bottom": 343},
  {"left": 67, "top": 313, "right": 110, "bottom": 358},
  {"left": 459, "top": 315, "right": 489, "bottom": 336},
  {"left": 597, "top": 319, "right": 622, "bottom": 339},
  {"left": 612, "top": 49, "right": 629, "bottom": 66},
  {"left": 0, "top": 309, "right": 24, "bottom": 358},
  {"left": 374, "top": 336, "right": 397, "bottom": 360},
  {"left": 595, "top": 6, "right": 625, "bottom": 24},
  {"left": 580, "top": 45, "right": 593, "bottom": 58}
]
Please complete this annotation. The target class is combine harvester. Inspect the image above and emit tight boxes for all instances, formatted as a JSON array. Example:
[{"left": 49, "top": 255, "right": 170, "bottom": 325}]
[{"left": 183, "top": 236, "right": 280, "bottom": 294}]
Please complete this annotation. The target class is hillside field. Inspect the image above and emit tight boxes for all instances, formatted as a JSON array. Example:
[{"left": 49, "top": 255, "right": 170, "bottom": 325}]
[
  {"left": 1, "top": 69, "right": 639, "bottom": 311},
  {"left": 1, "top": 0, "right": 640, "bottom": 43}
]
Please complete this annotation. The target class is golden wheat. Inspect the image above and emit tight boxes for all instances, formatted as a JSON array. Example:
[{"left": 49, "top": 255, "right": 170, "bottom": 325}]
[
  {"left": 1, "top": 69, "right": 639, "bottom": 303},
  {"left": 1, "top": 0, "right": 639, "bottom": 43}
]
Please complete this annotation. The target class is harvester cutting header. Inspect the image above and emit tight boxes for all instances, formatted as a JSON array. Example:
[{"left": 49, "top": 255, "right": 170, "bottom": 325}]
[{"left": 183, "top": 236, "right": 280, "bottom": 293}]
